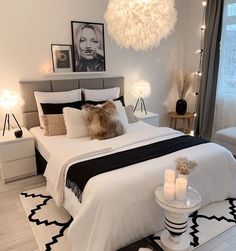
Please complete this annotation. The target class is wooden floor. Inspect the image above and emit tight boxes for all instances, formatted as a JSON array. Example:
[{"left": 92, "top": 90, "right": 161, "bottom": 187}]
[
  {"left": 0, "top": 175, "right": 45, "bottom": 251},
  {"left": 0, "top": 175, "right": 236, "bottom": 251}
]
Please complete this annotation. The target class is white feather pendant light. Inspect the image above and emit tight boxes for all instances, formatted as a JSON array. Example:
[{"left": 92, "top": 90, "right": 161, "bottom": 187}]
[{"left": 104, "top": 0, "right": 177, "bottom": 51}]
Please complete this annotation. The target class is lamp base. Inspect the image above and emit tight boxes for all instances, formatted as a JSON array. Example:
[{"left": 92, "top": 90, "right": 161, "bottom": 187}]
[
  {"left": 133, "top": 97, "right": 147, "bottom": 115},
  {"left": 2, "top": 113, "right": 22, "bottom": 136}
]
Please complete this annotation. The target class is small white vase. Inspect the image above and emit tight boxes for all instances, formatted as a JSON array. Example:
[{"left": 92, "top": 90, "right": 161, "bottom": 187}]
[
  {"left": 178, "top": 174, "right": 188, "bottom": 179},
  {"left": 178, "top": 174, "right": 189, "bottom": 184}
]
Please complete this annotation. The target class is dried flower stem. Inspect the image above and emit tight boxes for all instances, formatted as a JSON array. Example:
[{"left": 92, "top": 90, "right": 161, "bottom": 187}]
[
  {"left": 174, "top": 69, "right": 195, "bottom": 99},
  {"left": 175, "top": 157, "right": 198, "bottom": 175}
]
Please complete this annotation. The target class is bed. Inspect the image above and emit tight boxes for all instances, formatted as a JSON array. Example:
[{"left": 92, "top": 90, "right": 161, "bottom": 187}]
[{"left": 20, "top": 77, "right": 236, "bottom": 251}]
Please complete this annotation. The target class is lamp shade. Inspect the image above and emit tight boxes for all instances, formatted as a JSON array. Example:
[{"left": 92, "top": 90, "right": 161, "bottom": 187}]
[
  {"left": 132, "top": 80, "right": 151, "bottom": 98},
  {"left": 0, "top": 89, "right": 20, "bottom": 111},
  {"left": 104, "top": 0, "right": 177, "bottom": 51}
]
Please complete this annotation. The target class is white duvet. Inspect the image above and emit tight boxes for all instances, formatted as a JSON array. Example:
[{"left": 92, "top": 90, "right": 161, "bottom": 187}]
[{"left": 44, "top": 124, "right": 236, "bottom": 251}]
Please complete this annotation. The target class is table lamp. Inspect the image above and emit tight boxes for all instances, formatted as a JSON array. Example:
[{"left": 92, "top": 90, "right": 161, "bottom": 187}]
[
  {"left": 0, "top": 89, "right": 22, "bottom": 136},
  {"left": 132, "top": 80, "right": 151, "bottom": 115}
]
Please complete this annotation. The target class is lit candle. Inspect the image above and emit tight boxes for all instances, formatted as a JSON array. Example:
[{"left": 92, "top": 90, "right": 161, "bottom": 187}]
[
  {"left": 164, "top": 182, "right": 175, "bottom": 201},
  {"left": 175, "top": 178, "right": 187, "bottom": 201},
  {"left": 164, "top": 169, "right": 176, "bottom": 183}
]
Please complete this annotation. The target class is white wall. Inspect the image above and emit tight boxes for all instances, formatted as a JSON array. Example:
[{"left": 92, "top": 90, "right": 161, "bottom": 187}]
[
  {"left": 184, "top": 0, "right": 204, "bottom": 72},
  {"left": 0, "top": 0, "right": 201, "bottom": 128},
  {"left": 184, "top": 0, "right": 203, "bottom": 114}
]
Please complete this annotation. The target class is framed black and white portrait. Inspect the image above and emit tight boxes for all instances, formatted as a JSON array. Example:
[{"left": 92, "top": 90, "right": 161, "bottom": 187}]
[
  {"left": 71, "top": 21, "right": 106, "bottom": 72},
  {"left": 51, "top": 44, "right": 73, "bottom": 72}
]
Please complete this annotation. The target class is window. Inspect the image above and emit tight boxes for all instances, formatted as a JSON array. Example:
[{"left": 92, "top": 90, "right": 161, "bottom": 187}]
[
  {"left": 218, "top": 0, "right": 236, "bottom": 94},
  {"left": 214, "top": 0, "right": 236, "bottom": 132},
  {"left": 227, "top": 2, "right": 236, "bottom": 16}
]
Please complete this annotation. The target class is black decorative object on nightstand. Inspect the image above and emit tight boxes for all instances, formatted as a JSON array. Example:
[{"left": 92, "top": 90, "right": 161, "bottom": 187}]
[{"left": 14, "top": 129, "right": 23, "bottom": 138}]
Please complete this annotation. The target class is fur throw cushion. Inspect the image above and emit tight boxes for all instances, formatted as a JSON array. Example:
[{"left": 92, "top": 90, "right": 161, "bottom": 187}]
[{"left": 85, "top": 101, "right": 126, "bottom": 140}]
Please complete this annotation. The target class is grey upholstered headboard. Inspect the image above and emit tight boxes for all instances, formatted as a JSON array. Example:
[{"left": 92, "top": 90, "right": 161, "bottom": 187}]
[{"left": 20, "top": 76, "right": 124, "bottom": 129}]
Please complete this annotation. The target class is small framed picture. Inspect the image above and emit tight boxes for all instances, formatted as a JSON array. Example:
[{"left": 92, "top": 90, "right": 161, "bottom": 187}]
[
  {"left": 51, "top": 44, "right": 73, "bottom": 72},
  {"left": 71, "top": 21, "right": 106, "bottom": 72}
]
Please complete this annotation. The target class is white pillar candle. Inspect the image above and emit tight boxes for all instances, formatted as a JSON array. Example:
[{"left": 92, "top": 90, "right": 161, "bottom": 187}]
[
  {"left": 164, "top": 169, "right": 176, "bottom": 183},
  {"left": 175, "top": 177, "right": 187, "bottom": 201},
  {"left": 164, "top": 182, "right": 175, "bottom": 201}
]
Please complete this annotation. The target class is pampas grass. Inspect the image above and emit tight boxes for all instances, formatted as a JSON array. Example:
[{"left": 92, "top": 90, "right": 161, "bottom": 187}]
[
  {"left": 164, "top": 68, "right": 197, "bottom": 112},
  {"left": 175, "top": 69, "right": 195, "bottom": 99}
]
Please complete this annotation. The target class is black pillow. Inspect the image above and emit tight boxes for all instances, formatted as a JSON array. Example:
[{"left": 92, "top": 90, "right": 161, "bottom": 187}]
[
  {"left": 84, "top": 96, "right": 125, "bottom": 106},
  {"left": 41, "top": 100, "right": 84, "bottom": 114}
]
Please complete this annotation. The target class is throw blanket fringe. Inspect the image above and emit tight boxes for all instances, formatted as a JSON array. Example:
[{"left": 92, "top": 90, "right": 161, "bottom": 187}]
[{"left": 44, "top": 141, "right": 112, "bottom": 206}]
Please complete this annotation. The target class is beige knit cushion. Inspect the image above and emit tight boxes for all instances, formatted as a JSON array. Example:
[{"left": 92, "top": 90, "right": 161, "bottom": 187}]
[
  {"left": 125, "top": 105, "right": 139, "bottom": 123},
  {"left": 42, "top": 114, "right": 66, "bottom": 136}
]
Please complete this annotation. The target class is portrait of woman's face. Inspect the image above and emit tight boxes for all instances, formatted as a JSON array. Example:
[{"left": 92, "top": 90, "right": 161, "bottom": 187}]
[
  {"left": 72, "top": 21, "right": 106, "bottom": 72},
  {"left": 78, "top": 27, "right": 99, "bottom": 60}
]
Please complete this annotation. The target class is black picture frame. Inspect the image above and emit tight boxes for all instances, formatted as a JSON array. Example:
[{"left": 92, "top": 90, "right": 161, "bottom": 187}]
[
  {"left": 51, "top": 44, "right": 73, "bottom": 72},
  {"left": 71, "top": 21, "right": 106, "bottom": 72}
]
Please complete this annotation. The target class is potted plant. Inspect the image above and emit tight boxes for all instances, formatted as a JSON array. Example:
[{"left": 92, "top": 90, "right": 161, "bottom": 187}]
[{"left": 175, "top": 70, "right": 195, "bottom": 115}]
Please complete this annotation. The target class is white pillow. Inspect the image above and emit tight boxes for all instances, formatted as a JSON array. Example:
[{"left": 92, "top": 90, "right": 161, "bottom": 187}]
[
  {"left": 34, "top": 89, "right": 81, "bottom": 128},
  {"left": 114, "top": 101, "right": 129, "bottom": 129},
  {"left": 63, "top": 107, "right": 89, "bottom": 138},
  {"left": 83, "top": 87, "right": 120, "bottom": 101}
]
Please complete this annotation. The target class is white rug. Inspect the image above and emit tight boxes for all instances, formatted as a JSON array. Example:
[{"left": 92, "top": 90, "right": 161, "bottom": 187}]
[
  {"left": 20, "top": 187, "right": 236, "bottom": 251},
  {"left": 20, "top": 187, "right": 72, "bottom": 251}
]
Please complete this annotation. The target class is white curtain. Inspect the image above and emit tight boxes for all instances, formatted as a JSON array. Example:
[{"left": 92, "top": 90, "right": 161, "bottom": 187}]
[{"left": 213, "top": 0, "right": 236, "bottom": 133}]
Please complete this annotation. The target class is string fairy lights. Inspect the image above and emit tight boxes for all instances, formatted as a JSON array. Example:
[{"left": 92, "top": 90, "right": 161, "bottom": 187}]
[
  {"left": 192, "top": 1, "right": 207, "bottom": 131},
  {"left": 194, "top": 1, "right": 207, "bottom": 84},
  {"left": 195, "top": 1, "right": 207, "bottom": 77},
  {"left": 195, "top": 49, "right": 203, "bottom": 54},
  {"left": 201, "top": 25, "right": 206, "bottom": 30}
]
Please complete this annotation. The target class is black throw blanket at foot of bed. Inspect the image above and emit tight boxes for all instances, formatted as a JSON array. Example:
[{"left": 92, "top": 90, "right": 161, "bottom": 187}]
[{"left": 66, "top": 135, "right": 209, "bottom": 200}]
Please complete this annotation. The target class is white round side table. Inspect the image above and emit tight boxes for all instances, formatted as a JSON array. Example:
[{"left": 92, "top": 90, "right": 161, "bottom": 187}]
[{"left": 155, "top": 186, "right": 201, "bottom": 251}]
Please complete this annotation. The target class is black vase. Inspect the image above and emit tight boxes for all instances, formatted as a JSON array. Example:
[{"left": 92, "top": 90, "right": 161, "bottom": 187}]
[{"left": 176, "top": 98, "right": 187, "bottom": 115}]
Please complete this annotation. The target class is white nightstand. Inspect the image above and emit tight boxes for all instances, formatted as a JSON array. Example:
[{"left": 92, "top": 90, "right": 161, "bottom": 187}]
[
  {"left": 0, "top": 128, "right": 37, "bottom": 183},
  {"left": 134, "top": 110, "right": 159, "bottom": 127}
]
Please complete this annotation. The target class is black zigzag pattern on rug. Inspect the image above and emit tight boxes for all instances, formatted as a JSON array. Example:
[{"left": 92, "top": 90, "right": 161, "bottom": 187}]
[
  {"left": 45, "top": 217, "right": 73, "bottom": 251},
  {"left": 151, "top": 235, "right": 161, "bottom": 241},
  {"left": 20, "top": 192, "right": 73, "bottom": 251},
  {"left": 228, "top": 198, "right": 236, "bottom": 220},
  {"left": 148, "top": 234, "right": 162, "bottom": 250},
  {"left": 21, "top": 192, "right": 53, "bottom": 226},
  {"left": 189, "top": 199, "right": 236, "bottom": 247}
]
